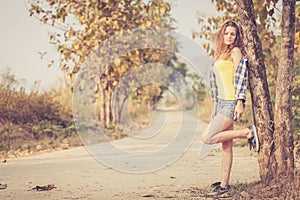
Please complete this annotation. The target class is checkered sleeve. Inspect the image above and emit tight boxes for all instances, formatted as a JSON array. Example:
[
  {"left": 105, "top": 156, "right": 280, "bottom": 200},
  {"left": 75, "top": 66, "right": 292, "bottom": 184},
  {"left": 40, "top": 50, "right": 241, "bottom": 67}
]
[
  {"left": 234, "top": 58, "right": 248, "bottom": 103},
  {"left": 209, "top": 68, "right": 218, "bottom": 102}
]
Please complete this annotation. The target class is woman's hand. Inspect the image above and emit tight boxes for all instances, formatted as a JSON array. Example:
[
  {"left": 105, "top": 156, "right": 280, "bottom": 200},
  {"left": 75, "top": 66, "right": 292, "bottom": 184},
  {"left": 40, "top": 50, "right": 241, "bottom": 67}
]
[{"left": 234, "top": 100, "right": 244, "bottom": 120}]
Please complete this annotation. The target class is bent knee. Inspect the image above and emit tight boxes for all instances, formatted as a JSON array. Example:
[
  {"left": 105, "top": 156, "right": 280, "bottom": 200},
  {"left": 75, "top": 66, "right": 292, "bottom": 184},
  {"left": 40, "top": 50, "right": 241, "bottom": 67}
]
[{"left": 201, "top": 134, "right": 215, "bottom": 144}]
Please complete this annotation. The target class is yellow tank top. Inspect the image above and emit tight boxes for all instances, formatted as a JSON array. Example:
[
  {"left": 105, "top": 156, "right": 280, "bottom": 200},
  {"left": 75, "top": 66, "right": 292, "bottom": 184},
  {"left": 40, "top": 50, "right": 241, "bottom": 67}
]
[{"left": 213, "top": 59, "right": 235, "bottom": 100}]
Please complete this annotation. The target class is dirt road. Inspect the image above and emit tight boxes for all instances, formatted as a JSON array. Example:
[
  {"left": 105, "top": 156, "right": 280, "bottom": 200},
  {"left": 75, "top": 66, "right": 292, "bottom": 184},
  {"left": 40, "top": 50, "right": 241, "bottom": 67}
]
[{"left": 0, "top": 111, "right": 259, "bottom": 199}]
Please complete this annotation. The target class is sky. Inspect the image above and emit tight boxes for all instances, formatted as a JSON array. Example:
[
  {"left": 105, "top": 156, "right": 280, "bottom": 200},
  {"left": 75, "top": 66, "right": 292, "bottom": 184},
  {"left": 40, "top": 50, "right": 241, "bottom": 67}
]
[{"left": 0, "top": 0, "right": 215, "bottom": 90}]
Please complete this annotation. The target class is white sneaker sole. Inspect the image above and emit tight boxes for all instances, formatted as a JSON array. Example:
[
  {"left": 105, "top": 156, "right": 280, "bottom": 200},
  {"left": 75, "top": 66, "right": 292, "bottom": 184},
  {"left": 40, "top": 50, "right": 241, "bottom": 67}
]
[{"left": 252, "top": 125, "right": 259, "bottom": 152}]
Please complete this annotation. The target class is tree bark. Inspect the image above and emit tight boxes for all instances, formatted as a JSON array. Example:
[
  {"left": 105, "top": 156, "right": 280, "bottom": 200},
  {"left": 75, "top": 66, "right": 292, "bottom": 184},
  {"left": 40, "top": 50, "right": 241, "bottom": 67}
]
[
  {"left": 273, "top": 0, "right": 296, "bottom": 178},
  {"left": 236, "top": 0, "right": 276, "bottom": 183},
  {"left": 100, "top": 67, "right": 114, "bottom": 129},
  {"left": 105, "top": 83, "right": 113, "bottom": 129},
  {"left": 99, "top": 78, "right": 106, "bottom": 128}
]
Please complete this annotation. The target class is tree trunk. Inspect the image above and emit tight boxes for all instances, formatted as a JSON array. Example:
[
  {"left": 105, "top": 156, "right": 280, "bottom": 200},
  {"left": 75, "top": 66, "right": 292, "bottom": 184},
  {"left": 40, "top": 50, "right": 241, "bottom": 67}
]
[
  {"left": 237, "top": 0, "right": 276, "bottom": 183},
  {"left": 99, "top": 77, "right": 107, "bottom": 128},
  {"left": 105, "top": 83, "right": 113, "bottom": 129},
  {"left": 100, "top": 67, "right": 114, "bottom": 129},
  {"left": 273, "top": 0, "right": 296, "bottom": 178}
]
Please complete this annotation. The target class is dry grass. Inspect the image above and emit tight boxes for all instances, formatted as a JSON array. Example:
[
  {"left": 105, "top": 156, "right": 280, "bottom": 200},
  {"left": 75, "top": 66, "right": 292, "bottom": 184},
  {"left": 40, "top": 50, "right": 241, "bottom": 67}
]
[{"left": 230, "top": 172, "right": 300, "bottom": 199}]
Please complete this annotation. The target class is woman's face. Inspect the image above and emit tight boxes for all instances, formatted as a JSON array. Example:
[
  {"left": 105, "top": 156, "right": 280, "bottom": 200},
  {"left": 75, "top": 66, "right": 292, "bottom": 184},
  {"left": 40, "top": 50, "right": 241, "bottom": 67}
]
[{"left": 223, "top": 26, "right": 237, "bottom": 45}]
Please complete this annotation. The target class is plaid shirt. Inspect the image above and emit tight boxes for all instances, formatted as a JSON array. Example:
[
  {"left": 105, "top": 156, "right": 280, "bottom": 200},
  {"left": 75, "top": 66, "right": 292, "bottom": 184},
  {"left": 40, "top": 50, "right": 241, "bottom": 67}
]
[{"left": 209, "top": 58, "right": 248, "bottom": 103}]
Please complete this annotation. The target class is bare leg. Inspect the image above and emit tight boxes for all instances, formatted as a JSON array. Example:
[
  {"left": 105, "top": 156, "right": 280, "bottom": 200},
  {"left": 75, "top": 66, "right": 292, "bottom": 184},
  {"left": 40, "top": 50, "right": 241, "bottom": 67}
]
[
  {"left": 221, "top": 124, "right": 233, "bottom": 188},
  {"left": 201, "top": 114, "right": 251, "bottom": 144},
  {"left": 201, "top": 114, "right": 251, "bottom": 188}
]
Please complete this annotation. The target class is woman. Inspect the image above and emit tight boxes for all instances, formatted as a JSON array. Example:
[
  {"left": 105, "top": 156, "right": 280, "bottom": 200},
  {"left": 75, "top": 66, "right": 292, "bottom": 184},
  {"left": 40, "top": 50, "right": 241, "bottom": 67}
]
[{"left": 201, "top": 21, "right": 259, "bottom": 196}]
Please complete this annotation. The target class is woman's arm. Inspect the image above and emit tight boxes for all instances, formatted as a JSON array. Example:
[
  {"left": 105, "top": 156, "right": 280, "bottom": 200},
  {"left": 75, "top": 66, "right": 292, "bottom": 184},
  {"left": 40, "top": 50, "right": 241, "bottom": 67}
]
[
  {"left": 231, "top": 47, "right": 242, "bottom": 71},
  {"left": 235, "top": 59, "right": 248, "bottom": 103},
  {"left": 234, "top": 64, "right": 248, "bottom": 120},
  {"left": 231, "top": 47, "right": 244, "bottom": 120}
]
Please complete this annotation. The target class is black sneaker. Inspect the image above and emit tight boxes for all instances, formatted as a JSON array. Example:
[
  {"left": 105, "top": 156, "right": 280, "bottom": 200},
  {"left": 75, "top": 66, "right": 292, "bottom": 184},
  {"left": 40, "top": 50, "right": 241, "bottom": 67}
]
[
  {"left": 248, "top": 125, "right": 259, "bottom": 152},
  {"left": 206, "top": 185, "right": 231, "bottom": 197},
  {"left": 0, "top": 183, "right": 7, "bottom": 190},
  {"left": 210, "top": 181, "right": 221, "bottom": 188}
]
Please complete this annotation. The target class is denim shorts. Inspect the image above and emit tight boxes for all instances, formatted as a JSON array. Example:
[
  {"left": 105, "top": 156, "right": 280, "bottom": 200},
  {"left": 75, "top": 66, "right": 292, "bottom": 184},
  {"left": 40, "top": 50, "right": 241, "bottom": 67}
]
[{"left": 217, "top": 99, "right": 236, "bottom": 119}]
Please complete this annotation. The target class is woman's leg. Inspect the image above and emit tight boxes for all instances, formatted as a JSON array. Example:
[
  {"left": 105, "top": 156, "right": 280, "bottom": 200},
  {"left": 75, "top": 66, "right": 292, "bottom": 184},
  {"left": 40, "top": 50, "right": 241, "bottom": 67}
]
[
  {"left": 201, "top": 114, "right": 256, "bottom": 190},
  {"left": 201, "top": 114, "right": 250, "bottom": 188},
  {"left": 221, "top": 123, "right": 233, "bottom": 188},
  {"left": 201, "top": 114, "right": 250, "bottom": 144}
]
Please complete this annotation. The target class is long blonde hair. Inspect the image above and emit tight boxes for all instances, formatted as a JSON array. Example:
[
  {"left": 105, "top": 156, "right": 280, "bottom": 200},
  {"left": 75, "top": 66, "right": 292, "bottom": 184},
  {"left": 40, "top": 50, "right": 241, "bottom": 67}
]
[{"left": 214, "top": 21, "right": 244, "bottom": 61}]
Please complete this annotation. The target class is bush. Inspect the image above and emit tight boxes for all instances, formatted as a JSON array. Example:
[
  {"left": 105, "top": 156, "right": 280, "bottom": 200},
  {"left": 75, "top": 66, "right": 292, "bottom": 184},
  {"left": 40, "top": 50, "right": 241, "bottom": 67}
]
[
  {"left": 0, "top": 85, "right": 81, "bottom": 153},
  {"left": 0, "top": 87, "right": 72, "bottom": 125}
]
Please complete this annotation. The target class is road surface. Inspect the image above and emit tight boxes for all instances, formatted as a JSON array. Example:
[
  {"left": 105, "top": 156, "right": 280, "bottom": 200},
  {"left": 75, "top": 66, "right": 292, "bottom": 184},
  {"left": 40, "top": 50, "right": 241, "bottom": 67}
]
[{"left": 0, "top": 111, "right": 259, "bottom": 199}]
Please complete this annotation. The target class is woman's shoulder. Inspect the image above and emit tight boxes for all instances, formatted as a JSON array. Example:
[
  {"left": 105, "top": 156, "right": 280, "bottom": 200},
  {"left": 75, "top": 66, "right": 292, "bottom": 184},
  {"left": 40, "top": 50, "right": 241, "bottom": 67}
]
[
  {"left": 231, "top": 47, "right": 242, "bottom": 55},
  {"left": 231, "top": 47, "right": 242, "bottom": 62}
]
